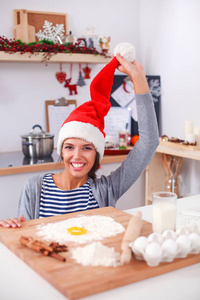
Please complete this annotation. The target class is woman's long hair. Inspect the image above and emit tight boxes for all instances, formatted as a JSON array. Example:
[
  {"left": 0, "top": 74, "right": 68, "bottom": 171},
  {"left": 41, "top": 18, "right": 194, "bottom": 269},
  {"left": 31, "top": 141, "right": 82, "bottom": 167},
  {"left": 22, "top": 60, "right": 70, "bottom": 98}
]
[{"left": 88, "top": 152, "right": 100, "bottom": 180}]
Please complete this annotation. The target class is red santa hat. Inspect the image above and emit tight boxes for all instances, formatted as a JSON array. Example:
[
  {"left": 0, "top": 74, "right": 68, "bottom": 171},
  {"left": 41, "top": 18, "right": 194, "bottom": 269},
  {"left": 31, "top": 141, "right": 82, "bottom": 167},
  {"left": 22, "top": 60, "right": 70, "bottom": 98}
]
[{"left": 57, "top": 42, "right": 135, "bottom": 160}]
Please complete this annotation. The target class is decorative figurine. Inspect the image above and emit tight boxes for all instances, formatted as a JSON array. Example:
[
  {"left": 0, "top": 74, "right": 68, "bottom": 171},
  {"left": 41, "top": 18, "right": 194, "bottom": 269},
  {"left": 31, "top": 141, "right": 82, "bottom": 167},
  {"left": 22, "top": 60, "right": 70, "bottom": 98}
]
[
  {"left": 83, "top": 64, "right": 91, "bottom": 79},
  {"left": 64, "top": 64, "right": 78, "bottom": 95},
  {"left": 81, "top": 25, "right": 98, "bottom": 49},
  {"left": 99, "top": 37, "right": 110, "bottom": 53},
  {"left": 55, "top": 63, "right": 66, "bottom": 84}
]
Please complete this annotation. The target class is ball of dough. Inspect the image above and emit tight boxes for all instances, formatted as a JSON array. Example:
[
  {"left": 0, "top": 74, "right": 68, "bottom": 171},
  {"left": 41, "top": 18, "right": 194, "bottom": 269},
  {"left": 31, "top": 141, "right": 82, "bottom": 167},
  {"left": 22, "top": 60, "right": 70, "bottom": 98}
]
[{"left": 113, "top": 42, "right": 136, "bottom": 62}]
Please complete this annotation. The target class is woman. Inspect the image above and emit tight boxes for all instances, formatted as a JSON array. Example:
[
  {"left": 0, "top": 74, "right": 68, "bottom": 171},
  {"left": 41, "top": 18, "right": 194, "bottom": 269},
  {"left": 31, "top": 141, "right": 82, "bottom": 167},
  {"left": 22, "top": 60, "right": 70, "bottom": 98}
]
[{"left": 0, "top": 51, "right": 159, "bottom": 228}]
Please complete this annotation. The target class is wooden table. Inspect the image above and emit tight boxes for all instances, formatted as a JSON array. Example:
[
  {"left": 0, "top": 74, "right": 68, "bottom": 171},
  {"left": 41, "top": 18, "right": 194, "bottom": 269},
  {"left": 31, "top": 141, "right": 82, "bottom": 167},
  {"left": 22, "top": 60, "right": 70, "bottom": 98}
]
[{"left": 0, "top": 194, "right": 200, "bottom": 300}]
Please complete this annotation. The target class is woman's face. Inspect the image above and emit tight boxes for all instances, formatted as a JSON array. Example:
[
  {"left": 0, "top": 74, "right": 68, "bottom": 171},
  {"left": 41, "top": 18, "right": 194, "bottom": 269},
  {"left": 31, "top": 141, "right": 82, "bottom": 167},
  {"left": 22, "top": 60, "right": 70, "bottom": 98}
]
[{"left": 61, "top": 138, "right": 96, "bottom": 180}]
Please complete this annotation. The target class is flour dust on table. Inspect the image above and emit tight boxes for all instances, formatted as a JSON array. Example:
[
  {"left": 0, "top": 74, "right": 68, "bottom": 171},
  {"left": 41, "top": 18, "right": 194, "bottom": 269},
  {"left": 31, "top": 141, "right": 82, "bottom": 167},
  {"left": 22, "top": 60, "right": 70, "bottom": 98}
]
[
  {"left": 71, "top": 241, "right": 121, "bottom": 267},
  {"left": 36, "top": 215, "right": 125, "bottom": 244}
]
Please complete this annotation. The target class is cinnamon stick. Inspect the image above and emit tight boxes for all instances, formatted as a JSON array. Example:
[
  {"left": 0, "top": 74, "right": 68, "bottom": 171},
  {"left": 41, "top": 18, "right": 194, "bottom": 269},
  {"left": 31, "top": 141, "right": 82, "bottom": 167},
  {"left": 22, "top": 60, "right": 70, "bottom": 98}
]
[
  {"left": 50, "top": 252, "right": 66, "bottom": 262},
  {"left": 49, "top": 242, "right": 68, "bottom": 253},
  {"left": 20, "top": 236, "right": 66, "bottom": 262}
]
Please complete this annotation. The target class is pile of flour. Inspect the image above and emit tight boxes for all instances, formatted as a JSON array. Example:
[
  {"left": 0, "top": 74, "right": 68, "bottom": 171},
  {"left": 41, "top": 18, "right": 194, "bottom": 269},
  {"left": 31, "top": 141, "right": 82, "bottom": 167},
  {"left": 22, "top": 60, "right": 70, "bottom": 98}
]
[
  {"left": 37, "top": 215, "right": 125, "bottom": 244},
  {"left": 71, "top": 241, "right": 121, "bottom": 267}
]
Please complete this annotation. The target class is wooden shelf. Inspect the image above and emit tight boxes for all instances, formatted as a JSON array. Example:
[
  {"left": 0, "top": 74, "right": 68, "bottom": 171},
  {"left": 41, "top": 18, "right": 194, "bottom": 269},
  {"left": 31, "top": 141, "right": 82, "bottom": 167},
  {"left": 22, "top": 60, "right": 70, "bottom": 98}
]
[
  {"left": 156, "top": 144, "right": 200, "bottom": 161},
  {"left": 145, "top": 141, "right": 200, "bottom": 205},
  {"left": 0, "top": 51, "right": 112, "bottom": 64}
]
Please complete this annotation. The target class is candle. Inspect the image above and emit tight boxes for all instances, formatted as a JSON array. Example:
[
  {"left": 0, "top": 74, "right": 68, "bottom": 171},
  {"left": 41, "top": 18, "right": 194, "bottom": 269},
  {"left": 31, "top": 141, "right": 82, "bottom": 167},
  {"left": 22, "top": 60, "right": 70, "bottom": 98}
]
[
  {"left": 185, "top": 133, "right": 195, "bottom": 144},
  {"left": 194, "top": 127, "right": 200, "bottom": 145},
  {"left": 184, "top": 120, "right": 193, "bottom": 140}
]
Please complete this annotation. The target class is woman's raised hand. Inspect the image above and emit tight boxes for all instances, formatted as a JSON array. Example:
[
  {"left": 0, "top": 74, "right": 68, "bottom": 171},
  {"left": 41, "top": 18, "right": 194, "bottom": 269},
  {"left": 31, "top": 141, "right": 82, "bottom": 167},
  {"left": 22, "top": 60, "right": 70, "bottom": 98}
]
[
  {"left": 0, "top": 215, "right": 26, "bottom": 228},
  {"left": 115, "top": 54, "right": 150, "bottom": 95}
]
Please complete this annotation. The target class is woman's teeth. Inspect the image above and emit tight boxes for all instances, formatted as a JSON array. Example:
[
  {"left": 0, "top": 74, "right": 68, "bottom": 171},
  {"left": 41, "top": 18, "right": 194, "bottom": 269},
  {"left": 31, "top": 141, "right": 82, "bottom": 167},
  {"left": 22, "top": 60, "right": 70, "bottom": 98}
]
[{"left": 71, "top": 163, "right": 84, "bottom": 168}]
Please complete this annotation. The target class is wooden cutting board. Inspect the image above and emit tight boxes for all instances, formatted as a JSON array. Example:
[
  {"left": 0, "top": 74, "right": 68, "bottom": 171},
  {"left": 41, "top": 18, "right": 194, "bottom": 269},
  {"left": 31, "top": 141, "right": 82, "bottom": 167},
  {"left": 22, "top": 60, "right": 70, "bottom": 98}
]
[
  {"left": 13, "top": 10, "right": 36, "bottom": 43},
  {"left": 0, "top": 207, "right": 199, "bottom": 300}
]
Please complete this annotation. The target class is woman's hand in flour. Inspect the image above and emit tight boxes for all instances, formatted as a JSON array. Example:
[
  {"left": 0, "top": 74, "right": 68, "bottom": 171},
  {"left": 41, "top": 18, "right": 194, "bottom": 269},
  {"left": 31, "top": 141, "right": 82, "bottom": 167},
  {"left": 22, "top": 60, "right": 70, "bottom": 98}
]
[
  {"left": 0, "top": 215, "right": 26, "bottom": 228},
  {"left": 115, "top": 54, "right": 150, "bottom": 94}
]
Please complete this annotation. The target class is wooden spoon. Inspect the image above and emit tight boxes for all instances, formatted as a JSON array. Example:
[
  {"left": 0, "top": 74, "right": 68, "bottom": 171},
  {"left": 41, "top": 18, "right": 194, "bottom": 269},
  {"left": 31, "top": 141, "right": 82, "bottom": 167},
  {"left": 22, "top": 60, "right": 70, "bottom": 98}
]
[
  {"left": 174, "top": 157, "right": 183, "bottom": 196},
  {"left": 162, "top": 154, "right": 171, "bottom": 191}
]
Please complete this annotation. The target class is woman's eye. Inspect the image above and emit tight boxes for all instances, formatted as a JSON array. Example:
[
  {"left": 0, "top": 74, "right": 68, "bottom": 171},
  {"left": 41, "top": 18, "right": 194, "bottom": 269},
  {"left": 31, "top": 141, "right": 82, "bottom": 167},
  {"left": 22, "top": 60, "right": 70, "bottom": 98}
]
[
  {"left": 84, "top": 147, "right": 93, "bottom": 150},
  {"left": 64, "top": 145, "right": 73, "bottom": 149}
]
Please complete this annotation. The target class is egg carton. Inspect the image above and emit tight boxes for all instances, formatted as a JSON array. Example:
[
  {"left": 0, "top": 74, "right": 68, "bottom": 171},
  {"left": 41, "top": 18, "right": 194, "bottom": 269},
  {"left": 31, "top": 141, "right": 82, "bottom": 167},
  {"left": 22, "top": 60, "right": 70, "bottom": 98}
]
[{"left": 129, "top": 225, "right": 200, "bottom": 267}]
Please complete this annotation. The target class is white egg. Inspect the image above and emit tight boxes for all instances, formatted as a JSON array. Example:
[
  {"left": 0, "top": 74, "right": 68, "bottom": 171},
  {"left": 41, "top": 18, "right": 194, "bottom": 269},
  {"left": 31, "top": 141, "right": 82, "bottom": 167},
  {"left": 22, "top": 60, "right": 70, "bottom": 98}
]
[
  {"left": 176, "top": 234, "right": 191, "bottom": 258},
  {"left": 161, "top": 239, "right": 177, "bottom": 262},
  {"left": 131, "top": 236, "right": 148, "bottom": 258},
  {"left": 189, "top": 233, "right": 200, "bottom": 254},
  {"left": 162, "top": 229, "right": 177, "bottom": 240},
  {"left": 144, "top": 242, "right": 162, "bottom": 263},
  {"left": 148, "top": 232, "right": 163, "bottom": 244},
  {"left": 176, "top": 227, "right": 190, "bottom": 236}
]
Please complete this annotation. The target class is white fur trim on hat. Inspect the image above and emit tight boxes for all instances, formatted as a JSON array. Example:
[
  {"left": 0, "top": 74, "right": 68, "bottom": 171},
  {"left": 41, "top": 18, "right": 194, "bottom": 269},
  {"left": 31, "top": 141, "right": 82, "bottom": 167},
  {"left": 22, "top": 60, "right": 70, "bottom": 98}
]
[
  {"left": 113, "top": 42, "right": 136, "bottom": 62},
  {"left": 57, "top": 121, "right": 105, "bottom": 160}
]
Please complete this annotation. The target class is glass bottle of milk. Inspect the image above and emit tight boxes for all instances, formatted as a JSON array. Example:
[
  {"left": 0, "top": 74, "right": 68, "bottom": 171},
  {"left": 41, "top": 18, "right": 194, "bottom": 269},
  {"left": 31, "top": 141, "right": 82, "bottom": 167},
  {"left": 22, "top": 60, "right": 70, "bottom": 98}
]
[{"left": 152, "top": 192, "right": 177, "bottom": 233}]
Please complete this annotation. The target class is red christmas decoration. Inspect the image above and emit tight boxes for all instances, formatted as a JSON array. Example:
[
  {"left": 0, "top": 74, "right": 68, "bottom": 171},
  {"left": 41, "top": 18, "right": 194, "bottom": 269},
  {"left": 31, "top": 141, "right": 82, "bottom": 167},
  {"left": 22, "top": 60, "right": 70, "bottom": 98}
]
[
  {"left": 123, "top": 82, "right": 130, "bottom": 93},
  {"left": 56, "top": 63, "right": 66, "bottom": 83},
  {"left": 64, "top": 64, "right": 77, "bottom": 95},
  {"left": 83, "top": 64, "right": 91, "bottom": 79}
]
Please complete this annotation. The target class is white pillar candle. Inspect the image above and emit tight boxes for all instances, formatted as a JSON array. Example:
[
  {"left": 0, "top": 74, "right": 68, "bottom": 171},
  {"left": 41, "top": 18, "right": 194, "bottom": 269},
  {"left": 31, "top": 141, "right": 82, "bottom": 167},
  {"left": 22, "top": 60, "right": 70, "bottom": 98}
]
[
  {"left": 185, "top": 132, "right": 196, "bottom": 144},
  {"left": 184, "top": 120, "right": 193, "bottom": 140},
  {"left": 194, "top": 127, "right": 200, "bottom": 145}
]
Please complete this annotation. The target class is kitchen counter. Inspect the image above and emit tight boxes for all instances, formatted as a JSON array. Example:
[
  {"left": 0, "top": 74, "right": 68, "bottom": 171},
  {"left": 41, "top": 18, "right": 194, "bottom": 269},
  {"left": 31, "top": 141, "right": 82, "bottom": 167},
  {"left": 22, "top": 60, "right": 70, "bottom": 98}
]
[
  {"left": 0, "top": 150, "right": 128, "bottom": 176},
  {"left": 4, "top": 140, "right": 200, "bottom": 176},
  {"left": 0, "top": 194, "right": 200, "bottom": 300}
]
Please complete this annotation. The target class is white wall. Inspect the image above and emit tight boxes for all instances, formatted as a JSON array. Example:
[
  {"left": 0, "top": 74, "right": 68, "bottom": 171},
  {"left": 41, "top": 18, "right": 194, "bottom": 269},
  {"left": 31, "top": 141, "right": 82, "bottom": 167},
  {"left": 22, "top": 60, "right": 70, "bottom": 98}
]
[
  {"left": 0, "top": 0, "right": 140, "bottom": 152},
  {"left": 140, "top": 0, "right": 200, "bottom": 138},
  {"left": 139, "top": 0, "right": 200, "bottom": 196}
]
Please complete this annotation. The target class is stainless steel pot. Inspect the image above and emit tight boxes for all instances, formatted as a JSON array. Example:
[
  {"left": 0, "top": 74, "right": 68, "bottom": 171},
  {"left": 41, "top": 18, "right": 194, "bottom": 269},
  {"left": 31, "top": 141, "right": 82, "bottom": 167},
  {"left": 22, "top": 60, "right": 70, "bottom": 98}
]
[{"left": 21, "top": 124, "right": 54, "bottom": 158}]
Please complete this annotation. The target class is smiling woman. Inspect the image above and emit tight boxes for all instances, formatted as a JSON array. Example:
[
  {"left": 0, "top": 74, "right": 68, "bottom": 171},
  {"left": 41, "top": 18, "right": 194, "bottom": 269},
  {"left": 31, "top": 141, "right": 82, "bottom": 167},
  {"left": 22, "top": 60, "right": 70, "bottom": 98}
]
[
  {"left": 53, "top": 138, "right": 97, "bottom": 190},
  {"left": 0, "top": 43, "right": 159, "bottom": 228}
]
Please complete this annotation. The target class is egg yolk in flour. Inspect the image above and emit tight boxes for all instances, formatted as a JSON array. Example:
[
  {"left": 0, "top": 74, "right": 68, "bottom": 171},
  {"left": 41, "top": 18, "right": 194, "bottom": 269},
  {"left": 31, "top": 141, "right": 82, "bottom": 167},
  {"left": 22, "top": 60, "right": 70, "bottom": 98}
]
[{"left": 67, "top": 226, "right": 87, "bottom": 235}]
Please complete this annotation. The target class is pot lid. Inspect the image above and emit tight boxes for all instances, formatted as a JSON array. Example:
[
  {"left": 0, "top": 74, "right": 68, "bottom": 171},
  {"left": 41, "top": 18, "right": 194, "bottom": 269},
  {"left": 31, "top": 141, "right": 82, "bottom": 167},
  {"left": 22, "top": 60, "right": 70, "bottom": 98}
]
[{"left": 21, "top": 124, "right": 54, "bottom": 139}]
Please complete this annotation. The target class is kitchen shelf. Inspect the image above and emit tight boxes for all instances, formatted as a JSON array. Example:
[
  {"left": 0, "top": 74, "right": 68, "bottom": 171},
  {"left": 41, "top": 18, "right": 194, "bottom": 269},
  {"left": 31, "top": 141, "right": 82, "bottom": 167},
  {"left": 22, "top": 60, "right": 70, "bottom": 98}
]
[
  {"left": 0, "top": 150, "right": 128, "bottom": 176},
  {"left": 0, "top": 51, "right": 112, "bottom": 64},
  {"left": 156, "top": 144, "right": 200, "bottom": 161},
  {"left": 145, "top": 141, "right": 200, "bottom": 205}
]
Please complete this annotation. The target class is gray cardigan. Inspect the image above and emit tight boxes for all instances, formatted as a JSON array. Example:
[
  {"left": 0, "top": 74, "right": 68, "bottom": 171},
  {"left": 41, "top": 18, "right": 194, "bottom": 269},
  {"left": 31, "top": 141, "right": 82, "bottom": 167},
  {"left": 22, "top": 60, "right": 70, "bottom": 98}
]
[{"left": 18, "top": 93, "right": 159, "bottom": 220}]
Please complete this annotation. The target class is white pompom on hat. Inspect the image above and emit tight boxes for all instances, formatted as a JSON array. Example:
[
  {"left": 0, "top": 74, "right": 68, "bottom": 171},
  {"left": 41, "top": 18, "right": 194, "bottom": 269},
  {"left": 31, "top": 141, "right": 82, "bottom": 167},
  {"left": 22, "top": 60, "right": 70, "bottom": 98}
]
[
  {"left": 57, "top": 42, "right": 135, "bottom": 160},
  {"left": 113, "top": 42, "right": 136, "bottom": 62}
]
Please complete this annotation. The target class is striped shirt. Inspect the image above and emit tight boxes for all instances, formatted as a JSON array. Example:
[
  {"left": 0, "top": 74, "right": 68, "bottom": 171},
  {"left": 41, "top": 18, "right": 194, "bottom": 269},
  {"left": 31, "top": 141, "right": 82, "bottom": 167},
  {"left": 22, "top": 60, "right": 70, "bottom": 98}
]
[{"left": 39, "top": 173, "right": 99, "bottom": 218}]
